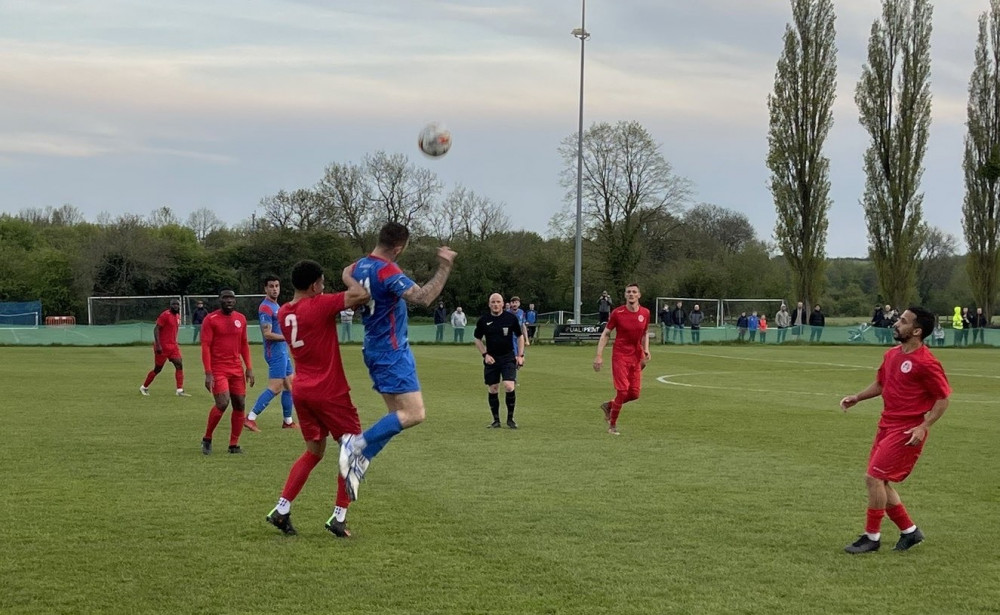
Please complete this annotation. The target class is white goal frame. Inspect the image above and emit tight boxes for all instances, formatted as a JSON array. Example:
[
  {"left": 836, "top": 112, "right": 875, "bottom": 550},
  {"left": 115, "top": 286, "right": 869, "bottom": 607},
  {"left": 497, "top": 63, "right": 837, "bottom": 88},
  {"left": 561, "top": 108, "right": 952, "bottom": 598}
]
[
  {"left": 655, "top": 297, "right": 722, "bottom": 327},
  {"left": 721, "top": 298, "right": 787, "bottom": 326},
  {"left": 87, "top": 295, "right": 183, "bottom": 326},
  {"left": 0, "top": 311, "right": 40, "bottom": 329}
]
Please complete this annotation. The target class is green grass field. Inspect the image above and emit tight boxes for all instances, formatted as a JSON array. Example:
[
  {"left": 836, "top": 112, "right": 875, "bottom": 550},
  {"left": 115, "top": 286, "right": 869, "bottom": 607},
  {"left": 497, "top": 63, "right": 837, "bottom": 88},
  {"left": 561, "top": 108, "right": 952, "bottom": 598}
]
[{"left": 1, "top": 343, "right": 998, "bottom": 614}]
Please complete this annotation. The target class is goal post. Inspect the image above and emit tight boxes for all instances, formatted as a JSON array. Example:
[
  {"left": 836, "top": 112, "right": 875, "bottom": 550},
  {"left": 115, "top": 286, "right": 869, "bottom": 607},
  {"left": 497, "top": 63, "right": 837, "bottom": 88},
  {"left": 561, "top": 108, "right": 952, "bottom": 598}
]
[
  {"left": 0, "top": 300, "right": 42, "bottom": 328},
  {"left": 87, "top": 295, "right": 183, "bottom": 326}
]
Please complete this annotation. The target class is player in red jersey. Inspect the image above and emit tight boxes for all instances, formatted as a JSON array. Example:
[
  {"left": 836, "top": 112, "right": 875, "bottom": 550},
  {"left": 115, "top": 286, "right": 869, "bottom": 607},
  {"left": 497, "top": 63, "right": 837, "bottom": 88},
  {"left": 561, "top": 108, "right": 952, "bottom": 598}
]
[
  {"left": 140, "top": 298, "right": 190, "bottom": 397},
  {"left": 840, "top": 306, "right": 951, "bottom": 553},
  {"left": 264, "top": 260, "right": 370, "bottom": 538},
  {"left": 199, "top": 290, "right": 254, "bottom": 455},
  {"left": 593, "top": 284, "right": 651, "bottom": 435}
]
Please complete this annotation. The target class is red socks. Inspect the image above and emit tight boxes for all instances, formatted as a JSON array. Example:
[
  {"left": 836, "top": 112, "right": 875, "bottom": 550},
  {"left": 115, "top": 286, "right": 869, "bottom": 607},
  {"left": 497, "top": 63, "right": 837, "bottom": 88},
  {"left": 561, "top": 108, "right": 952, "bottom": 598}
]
[
  {"left": 865, "top": 508, "right": 885, "bottom": 535},
  {"left": 230, "top": 410, "right": 245, "bottom": 446},
  {"left": 336, "top": 474, "right": 352, "bottom": 508},
  {"left": 174, "top": 369, "right": 183, "bottom": 389},
  {"left": 886, "top": 503, "right": 914, "bottom": 530},
  {"left": 281, "top": 451, "right": 323, "bottom": 502},
  {"left": 204, "top": 406, "right": 225, "bottom": 440},
  {"left": 143, "top": 371, "right": 156, "bottom": 387}
]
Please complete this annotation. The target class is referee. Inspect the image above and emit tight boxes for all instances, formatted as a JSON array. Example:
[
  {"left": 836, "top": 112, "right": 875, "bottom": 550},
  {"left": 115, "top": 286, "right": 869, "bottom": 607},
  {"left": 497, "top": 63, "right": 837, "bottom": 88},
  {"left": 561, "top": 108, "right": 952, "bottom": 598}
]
[{"left": 473, "top": 293, "right": 525, "bottom": 429}]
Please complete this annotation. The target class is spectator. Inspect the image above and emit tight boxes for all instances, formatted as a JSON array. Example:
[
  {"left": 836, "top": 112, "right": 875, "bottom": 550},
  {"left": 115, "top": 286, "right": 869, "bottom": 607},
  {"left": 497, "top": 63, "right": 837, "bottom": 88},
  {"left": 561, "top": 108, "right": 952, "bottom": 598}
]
[
  {"left": 670, "top": 301, "right": 686, "bottom": 344},
  {"left": 961, "top": 307, "right": 972, "bottom": 346},
  {"left": 191, "top": 300, "right": 209, "bottom": 343},
  {"left": 951, "top": 306, "right": 963, "bottom": 347},
  {"left": 339, "top": 308, "right": 354, "bottom": 342},
  {"left": 873, "top": 304, "right": 897, "bottom": 345},
  {"left": 689, "top": 304, "right": 704, "bottom": 344},
  {"left": 748, "top": 311, "right": 760, "bottom": 342},
  {"left": 971, "top": 307, "right": 988, "bottom": 344},
  {"left": 809, "top": 305, "right": 826, "bottom": 342},
  {"left": 658, "top": 304, "right": 671, "bottom": 344},
  {"left": 775, "top": 304, "right": 790, "bottom": 343},
  {"left": 932, "top": 320, "right": 946, "bottom": 347},
  {"left": 736, "top": 311, "right": 749, "bottom": 341},
  {"left": 791, "top": 301, "right": 808, "bottom": 340},
  {"left": 451, "top": 306, "right": 467, "bottom": 343},
  {"left": 525, "top": 303, "right": 538, "bottom": 340},
  {"left": 597, "top": 291, "right": 613, "bottom": 324},
  {"left": 433, "top": 300, "right": 448, "bottom": 343},
  {"left": 759, "top": 314, "right": 768, "bottom": 343}
]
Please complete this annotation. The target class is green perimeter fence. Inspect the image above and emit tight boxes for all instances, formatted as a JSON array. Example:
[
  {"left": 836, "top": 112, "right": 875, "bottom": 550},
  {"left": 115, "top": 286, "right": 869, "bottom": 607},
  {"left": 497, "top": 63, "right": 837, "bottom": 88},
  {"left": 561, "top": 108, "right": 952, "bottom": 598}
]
[{"left": 1, "top": 323, "right": 997, "bottom": 347}]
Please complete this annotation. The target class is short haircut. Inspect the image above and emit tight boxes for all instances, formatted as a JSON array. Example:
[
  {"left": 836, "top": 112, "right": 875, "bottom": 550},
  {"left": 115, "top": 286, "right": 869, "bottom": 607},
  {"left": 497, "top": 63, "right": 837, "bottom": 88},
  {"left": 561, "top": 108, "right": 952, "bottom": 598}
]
[
  {"left": 511, "top": 296, "right": 520, "bottom": 302},
  {"left": 291, "top": 260, "right": 324, "bottom": 291},
  {"left": 263, "top": 275, "right": 280, "bottom": 285},
  {"left": 626, "top": 283, "right": 639, "bottom": 290},
  {"left": 908, "top": 306, "right": 935, "bottom": 341},
  {"left": 378, "top": 222, "right": 410, "bottom": 249},
  {"left": 219, "top": 289, "right": 236, "bottom": 298}
]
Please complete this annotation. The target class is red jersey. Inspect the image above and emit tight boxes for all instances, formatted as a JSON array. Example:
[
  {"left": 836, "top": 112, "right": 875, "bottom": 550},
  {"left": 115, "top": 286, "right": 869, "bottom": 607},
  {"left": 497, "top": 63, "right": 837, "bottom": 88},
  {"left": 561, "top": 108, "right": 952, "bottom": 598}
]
[
  {"left": 200, "top": 309, "right": 251, "bottom": 375},
  {"left": 277, "top": 292, "right": 349, "bottom": 400},
  {"left": 876, "top": 344, "right": 951, "bottom": 428},
  {"left": 606, "top": 305, "right": 650, "bottom": 361},
  {"left": 155, "top": 309, "right": 180, "bottom": 350}
]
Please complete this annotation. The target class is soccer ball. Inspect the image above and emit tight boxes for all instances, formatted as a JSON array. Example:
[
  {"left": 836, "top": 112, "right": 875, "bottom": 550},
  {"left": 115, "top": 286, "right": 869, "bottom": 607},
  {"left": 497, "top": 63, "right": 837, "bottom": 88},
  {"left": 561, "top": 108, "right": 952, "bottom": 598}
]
[{"left": 418, "top": 122, "right": 452, "bottom": 158}]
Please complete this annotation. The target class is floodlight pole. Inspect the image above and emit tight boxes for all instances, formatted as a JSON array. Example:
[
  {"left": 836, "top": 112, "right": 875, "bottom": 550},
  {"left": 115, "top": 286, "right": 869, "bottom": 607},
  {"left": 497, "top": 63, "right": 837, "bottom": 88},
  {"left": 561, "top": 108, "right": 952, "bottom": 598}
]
[{"left": 572, "top": 1, "right": 589, "bottom": 325}]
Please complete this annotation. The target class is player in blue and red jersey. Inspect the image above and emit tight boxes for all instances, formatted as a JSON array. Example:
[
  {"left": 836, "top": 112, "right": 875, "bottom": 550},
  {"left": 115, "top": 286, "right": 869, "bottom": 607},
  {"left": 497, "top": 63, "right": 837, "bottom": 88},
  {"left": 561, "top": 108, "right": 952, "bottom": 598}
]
[
  {"left": 593, "top": 284, "right": 651, "bottom": 436},
  {"left": 140, "top": 298, "right": 190, "bottom": 397},
  {"left": 264, "top": 260, "right": 370, "bottom": 538},
  {"left": 245, "top": 276, "right": 297, "bottom": 432},
  {"left": 840, "top": 306, "right": 951, "bottom": 554},
  {"left": 200, "top": 290, "right": 254, "bottom": 455},
  {"left": 338, "top": 222, "right": 457, "bottom": 500}
]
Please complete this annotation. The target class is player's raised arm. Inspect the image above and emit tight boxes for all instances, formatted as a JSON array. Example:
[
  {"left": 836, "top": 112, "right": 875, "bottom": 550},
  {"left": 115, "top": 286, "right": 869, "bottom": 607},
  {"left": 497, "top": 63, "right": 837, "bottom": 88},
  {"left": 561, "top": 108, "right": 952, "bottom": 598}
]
[{"left": 402, "top": 246, "right": 457, "bottom": 307}]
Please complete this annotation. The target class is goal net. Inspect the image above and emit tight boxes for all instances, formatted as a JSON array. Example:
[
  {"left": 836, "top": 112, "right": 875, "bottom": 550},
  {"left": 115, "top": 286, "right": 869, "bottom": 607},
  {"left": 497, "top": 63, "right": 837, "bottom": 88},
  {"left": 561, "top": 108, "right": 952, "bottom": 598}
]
[
  {"left": 0, "top": 312, "right": 40, "bottom": 328},
  {"left": 0, "top": 300, "right": 42, "bottom": 328},
  {"left": 721, "top": 298, "right": 787, "bottom": 326},
  {"left": 87, "top": 295, "right": 182, "bottom": 325},
  {"left": 654, "top": 297, "right": 722, "bottom": 327},
  {"left": 185, "top": 295, "right": 267, "bottom": 324}
]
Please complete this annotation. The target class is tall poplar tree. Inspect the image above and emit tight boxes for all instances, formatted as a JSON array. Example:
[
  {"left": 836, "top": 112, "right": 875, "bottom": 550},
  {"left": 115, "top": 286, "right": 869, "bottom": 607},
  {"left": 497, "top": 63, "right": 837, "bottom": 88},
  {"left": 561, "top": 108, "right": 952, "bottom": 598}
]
[
  {"left": 855, "top": 0, "right": 933, "bottom": 308},
  {"left": 767, "top": 0, "right": 837, "bottom": 308},
  {"left": 963, "top": 0, "right": 1000, "bottom": 319}
]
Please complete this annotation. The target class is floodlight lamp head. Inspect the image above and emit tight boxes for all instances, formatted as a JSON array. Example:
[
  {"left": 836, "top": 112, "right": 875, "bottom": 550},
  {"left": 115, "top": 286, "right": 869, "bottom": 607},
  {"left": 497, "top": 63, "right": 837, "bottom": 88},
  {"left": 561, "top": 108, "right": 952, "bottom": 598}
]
[{"left": 571, "top": 27, "right": 590, "bottom": 40}]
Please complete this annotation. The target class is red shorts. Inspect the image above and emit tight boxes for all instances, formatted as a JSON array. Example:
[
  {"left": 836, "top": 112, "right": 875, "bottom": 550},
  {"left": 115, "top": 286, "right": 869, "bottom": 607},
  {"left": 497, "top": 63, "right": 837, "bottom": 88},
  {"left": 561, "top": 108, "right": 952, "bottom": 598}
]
[
  {"left": 211, "top": 371, "right": 246, "bottom": 396},
  {"left": 154, "top": 346, "right": 182, "bottom": 366},
  {"left": 294, "top": 392, "right": 362, "bottom": 442},
  {"left": 611, "top": 357, "right": 642, "bottom": 393},
  {"left": 867, "top": 426, "right": 926, "bottom": 482}
]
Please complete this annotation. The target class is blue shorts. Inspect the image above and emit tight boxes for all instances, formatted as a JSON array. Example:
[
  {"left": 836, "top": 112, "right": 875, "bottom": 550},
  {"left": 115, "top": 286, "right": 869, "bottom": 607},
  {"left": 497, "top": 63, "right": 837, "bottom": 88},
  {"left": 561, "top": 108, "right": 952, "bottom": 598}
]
[
  {"left": 363, "top": 348, "right": 421, "bottom": 394},
  {"left": 265, "top": 352, "right": 293, "bottom": 380}
]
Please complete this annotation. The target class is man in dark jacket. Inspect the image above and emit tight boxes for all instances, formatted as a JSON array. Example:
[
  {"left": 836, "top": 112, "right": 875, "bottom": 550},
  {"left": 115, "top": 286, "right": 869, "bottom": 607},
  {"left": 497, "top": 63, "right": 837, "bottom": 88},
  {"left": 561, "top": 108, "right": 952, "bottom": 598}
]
[
  {"left": 670, "top": 301, "right": 686, "bottom": 344},
  {"left": 658, "top": 305, "right": 671, "bottom": 344},
  {"left": 689, "top": 304, "right": 704, "bottom": 344},
  {"left": 971, "top": 307, "right": 989, "bottom": 344},
  {"left": 433, "top": 301, "right": 448, "bottom": 342},
  {"left": 736, "top": 312, "right": 749, "bottom": 341},
  {"left": 808, "top": 305, "right": 826, "bottom": 342}
]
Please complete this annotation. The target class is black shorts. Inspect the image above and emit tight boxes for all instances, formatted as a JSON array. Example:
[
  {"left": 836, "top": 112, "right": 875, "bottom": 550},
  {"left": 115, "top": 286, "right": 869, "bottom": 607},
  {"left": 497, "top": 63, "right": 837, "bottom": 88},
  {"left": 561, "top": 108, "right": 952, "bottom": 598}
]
[{"left": 484, "top": 353, "right": 518, "bottom": 385}]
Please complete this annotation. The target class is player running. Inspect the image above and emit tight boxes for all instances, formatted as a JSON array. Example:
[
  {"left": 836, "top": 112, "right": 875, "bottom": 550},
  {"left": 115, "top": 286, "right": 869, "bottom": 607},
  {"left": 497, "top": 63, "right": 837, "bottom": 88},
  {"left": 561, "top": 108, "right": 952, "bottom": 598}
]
[
  {"left": 840, "top": 307, "right": 951, "bottom": 554},
  {"left": 593, "top": 284, "right": 651, "bottom": 435},
  {"left": 140, "top": 298, "right": 190, "bottom": 397}
]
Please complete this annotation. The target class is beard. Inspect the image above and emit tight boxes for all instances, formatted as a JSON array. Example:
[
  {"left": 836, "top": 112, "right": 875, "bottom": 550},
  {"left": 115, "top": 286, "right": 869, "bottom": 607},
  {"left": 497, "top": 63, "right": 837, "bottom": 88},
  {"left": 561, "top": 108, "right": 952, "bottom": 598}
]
[{"left": 892, "top": 328, "right": 910, "bottom": 343}]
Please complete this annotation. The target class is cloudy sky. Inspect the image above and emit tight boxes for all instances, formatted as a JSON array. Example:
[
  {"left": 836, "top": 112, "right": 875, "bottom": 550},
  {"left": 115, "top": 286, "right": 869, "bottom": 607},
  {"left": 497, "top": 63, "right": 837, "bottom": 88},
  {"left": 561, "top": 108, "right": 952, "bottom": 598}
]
[{"left": 0, "top": 0, "right": 989, "bottom": 257}]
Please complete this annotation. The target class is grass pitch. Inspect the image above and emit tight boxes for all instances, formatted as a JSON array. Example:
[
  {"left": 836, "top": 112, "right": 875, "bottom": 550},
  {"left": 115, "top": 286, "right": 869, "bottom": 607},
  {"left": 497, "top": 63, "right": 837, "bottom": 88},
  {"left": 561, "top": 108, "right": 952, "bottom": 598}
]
[{"left": 1, "top": 343, "right": 998, "bottom": 614}]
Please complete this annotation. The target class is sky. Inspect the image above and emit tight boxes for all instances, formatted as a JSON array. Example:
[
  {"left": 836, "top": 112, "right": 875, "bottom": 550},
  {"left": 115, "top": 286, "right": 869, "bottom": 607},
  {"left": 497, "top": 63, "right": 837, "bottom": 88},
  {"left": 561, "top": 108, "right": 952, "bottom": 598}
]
[{"left": 0, "top": 0, "right": 989, "bottom": 257}]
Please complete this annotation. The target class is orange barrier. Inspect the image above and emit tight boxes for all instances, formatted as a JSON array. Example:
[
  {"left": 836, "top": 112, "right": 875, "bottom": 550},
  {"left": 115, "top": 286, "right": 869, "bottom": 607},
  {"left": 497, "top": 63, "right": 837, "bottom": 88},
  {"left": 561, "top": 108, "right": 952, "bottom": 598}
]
[{"left": 45, "top": 316, "right": 76, "bottom": 326}]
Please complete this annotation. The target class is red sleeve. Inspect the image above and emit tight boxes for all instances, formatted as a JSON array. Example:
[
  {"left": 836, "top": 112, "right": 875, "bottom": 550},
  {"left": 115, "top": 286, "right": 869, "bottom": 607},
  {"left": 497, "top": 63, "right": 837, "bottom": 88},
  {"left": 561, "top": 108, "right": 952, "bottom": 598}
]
[
  {"left": 876, "top": 349, "right": 891, "bottom": 386},
  {"left": 201, "top": 315, "right": 214, "bottom": 374},
  {"left": 923, "top": 357, "right": 951, "bottom": 399},
  {"left": 240, "top": 315, "right": 252, "bottom": 369},
  {"left": 605, "top": 310, "right": 618, "bottom": 331},
  {"left": 324, "top": 292, "right": 347, "bottom": 320}
]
